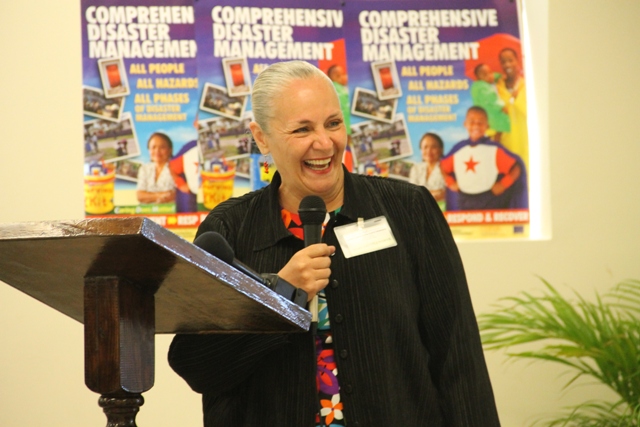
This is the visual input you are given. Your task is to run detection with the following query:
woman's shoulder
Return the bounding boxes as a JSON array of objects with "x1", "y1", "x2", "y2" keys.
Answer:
[
  {"x1": 206, "y1": 186, "x2": 269, "y2": 222},
  {"x1": 138, "y1": 162, "x2": 154, "y2": 173},
  {"x1": 351, "y1": 172, "x2": 428, "y2": 204},
  {"x1": 348, "y1": 173, "x2": 446, "y2": 235},
  {"x1": 195, "y1": 185, "x2": 275, "y2": 251},
  {"x1": 410, "y1": 161, "x2": 427, "y2": 171}
]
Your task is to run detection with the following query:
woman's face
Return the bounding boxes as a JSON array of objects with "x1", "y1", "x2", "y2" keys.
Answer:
[
  {"x1": 252, "y1": 76, "x2": 347, "y2": 208},
  {"x1": 421, "y1": 136, "x2": 442, "y2": 163},
  {"x1": 499, "y1": 50, "x2": 520, "y2": 78},
  {"x1": 148, "y1": 135, "x2": 171, "y2": 164}
]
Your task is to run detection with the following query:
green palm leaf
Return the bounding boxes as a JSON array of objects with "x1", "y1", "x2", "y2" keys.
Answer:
[{"x1": 478, "y1": 279, "x2": 640, "y2": 426}]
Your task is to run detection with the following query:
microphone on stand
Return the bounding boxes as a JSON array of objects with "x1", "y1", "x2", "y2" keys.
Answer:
[
  {"x1": 194, "y1": 231, "x2": 264, "y2": 283},
  {"x1": 193, "y1": 231, "x2": 307, "y2": 307},
  {"x1": 298, "y1": 195, "x2": 328, "y2": 333}
]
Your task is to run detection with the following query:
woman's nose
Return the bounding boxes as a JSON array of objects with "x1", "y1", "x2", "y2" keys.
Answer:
[{"x1": 313, "y1": 130, "x2": 333, "y2": 150}]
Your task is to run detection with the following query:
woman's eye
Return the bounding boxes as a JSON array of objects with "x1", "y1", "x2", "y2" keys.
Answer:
[
  {"x1": 293, "y1": 127, "x2": 308, "y2": 133},
  {"x1": 328, "y1": 120, "x2": 342, "y2": 128}
]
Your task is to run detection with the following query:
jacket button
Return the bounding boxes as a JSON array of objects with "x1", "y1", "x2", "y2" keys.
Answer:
[
  {"x1": 339, "y1": 349, "x2": 348, "y2": 359},
  {"x1": 343, "y1": 384, "x2": 353, "y2": 394},
  {"x1": 331, "y1": 279, "x2": 339, "y2": 289},
  {"x1": 334, "y1": 314, "x2": 344, "y2": 323}
]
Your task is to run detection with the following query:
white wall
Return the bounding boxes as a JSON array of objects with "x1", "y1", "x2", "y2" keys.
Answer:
[{"x1": 1, "y1": 1, "x2": 639, "y2": 426}]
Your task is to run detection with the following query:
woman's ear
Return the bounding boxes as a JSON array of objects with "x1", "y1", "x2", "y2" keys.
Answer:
[{"x1": 249, "y1": 122, "x2": 269, "y2": 155}]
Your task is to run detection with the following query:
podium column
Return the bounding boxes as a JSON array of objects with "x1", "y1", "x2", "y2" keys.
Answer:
[{"x1": 84, "y1": 276, "x2": 155, "y2": 427}]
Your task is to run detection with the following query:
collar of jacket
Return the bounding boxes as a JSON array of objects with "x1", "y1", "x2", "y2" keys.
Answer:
[{"x1": 252, "y1": 166, "x2": 379, "y2": 252}]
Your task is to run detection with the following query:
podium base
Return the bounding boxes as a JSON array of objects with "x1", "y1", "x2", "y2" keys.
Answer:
[{"x1": 98, "y1": 393, "x2": 144, "y2": 427}]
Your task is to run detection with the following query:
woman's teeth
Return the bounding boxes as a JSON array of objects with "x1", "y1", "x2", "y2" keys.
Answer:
[{"x1": 304, "y1": 158, "x2": 331, "y2": 170}]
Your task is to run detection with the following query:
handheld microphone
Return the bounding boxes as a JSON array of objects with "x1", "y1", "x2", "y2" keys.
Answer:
[
  {"x1": 193, "y1": 231, "x2": 307, "y2": 307},
  {"x1": 298, "y1": 195, "x2": 327, "y2": 332},
  {"x1": 299, "y1": 195, "x2": 326, "y2": 247}
]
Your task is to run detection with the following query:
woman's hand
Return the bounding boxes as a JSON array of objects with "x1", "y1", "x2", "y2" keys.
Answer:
[
  {"x1": 278, "y1": 244, "x2": 335, "y2": 301},
  {"x1": 447, "y1": 181, "x2": 460, "y2": 192},
  {"x1": 176, "y1": 182, "x2": 190, "y2": 193},
  {"x1": 430, "y1": 188, "x2": 446, "y2": 202},
  {"x1": 156, "y1": 190, "x2": 176, "y2": 203},
  {"x1": 137, "y1": 189, "x2": 175, "y2": 204}
]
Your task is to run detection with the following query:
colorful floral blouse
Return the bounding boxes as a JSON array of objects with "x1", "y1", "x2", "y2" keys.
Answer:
[{"x1": 281, "y1": 208, "x2": 346, "y2": 427}]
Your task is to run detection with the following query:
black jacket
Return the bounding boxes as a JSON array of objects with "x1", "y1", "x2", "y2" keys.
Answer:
[{"x1": 168, "y1": 170, "x2": 500, "y2": 427}]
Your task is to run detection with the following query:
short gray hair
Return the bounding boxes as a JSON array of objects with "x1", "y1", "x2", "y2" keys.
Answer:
[{"x1": 251, "y1": 61, "x2": 334, "y2": 133}]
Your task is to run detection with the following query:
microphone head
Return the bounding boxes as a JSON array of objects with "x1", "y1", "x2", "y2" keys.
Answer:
[
  {"x1": 193, "y1": 231, "x2": 234, "y2": 264},
  {"x1": 298, "y1": 195, "x2": 327, "y2": 225}
]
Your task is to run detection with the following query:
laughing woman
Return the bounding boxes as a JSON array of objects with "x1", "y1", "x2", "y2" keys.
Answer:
[{"x1": 168, "y1": 61, "x2": 500, "y2": 427}]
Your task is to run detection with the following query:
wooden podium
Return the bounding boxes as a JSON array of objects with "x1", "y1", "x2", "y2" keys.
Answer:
[{"x1": 0, "y1": 217, "x2": 311, "y2": 427}]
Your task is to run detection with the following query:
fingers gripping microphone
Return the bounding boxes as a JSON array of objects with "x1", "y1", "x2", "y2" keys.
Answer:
[
  {"x1": 298, "y1": 196, "x2": 327, "y2": 332},
  {"x1": 193, "y1": 231, "x2": 307, "y2": 307}
]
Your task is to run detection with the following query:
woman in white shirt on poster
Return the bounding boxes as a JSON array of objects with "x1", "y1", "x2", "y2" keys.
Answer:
[
  {"x1": 136, "y1": 132, "x2": 176, "y2": 204},
  {"x1": 409, "y1": 132, "x2": 446, "y2": 206}
]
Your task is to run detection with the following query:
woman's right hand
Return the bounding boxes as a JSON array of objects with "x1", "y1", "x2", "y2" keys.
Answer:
[
  {"x1": 447, "y1": 181, "x2": 460, "y2": 192},
  {"x1": 278, "y1": 244, "x2": 335, "y2": 301},
  {"x1": 157, "y1": 190, "x2": 176, "y2": 203}
]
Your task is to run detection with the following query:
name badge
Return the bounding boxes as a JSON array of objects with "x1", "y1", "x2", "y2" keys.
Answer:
[{"x1": 334, "y1": 216, "x2": 397, "y2": 259}]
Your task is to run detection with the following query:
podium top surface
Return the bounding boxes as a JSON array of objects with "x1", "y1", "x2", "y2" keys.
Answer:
[{"x1": 0, "y1": 217, "x2": 310, "y2": 334}]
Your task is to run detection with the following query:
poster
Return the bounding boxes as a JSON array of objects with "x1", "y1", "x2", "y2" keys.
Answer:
[
  {"x1": 343, "y1": 0, "x2": 529, "y2": 239},
  {"x1": 82, "y1": 0, "x2": 530, "y2": 241},
  {"x1": 81, "y1": 0, "x2": 202, "y2": 240}
]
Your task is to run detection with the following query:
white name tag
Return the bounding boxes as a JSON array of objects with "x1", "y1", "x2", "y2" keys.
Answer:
[{"x1": 334, "y1": 216, "x2": 397, "y2": 259}]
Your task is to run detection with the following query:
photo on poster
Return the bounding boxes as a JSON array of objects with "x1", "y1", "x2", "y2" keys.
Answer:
[
  {"x1": 386, "y1": 159, "x2": 414, "y2": 181},
  {"x1": 351, "y1": 113, "x2": 412, "y2": 166},
  {"x1": 83, "y1": 86, "x2": 125, "y2": 122},
  {"x1": 222, "y1": 57, "x2": 252, "y2": 97},
  {"x1": 196, "y1": 112, "x2": 253, "y2": 161},
  {"x1": 113, "y1": 158, "x2": 142, "y2": 182},
  {"x1": 351, "y1": 87, "x2": 397, "y2": 123},
  {"x1": 249, "y1": 142, "x2": 276, "y2": 190},
  {"x1": 200, "y1": 83, "x2": 247, "y2": 121},
  {"x1": 97, "y1": 57, "x2": 130, "y2": 98},
  {"x1": 83, "y1": 113, "x2": 140, "y2": 163},
  {"x1": 235, "y1": 156, "x2": 251, "y2": 179},
  {"x1": 371, "y1": 60, "x2": 402, "y2": 100},
  {"x1": 356, "y1": 159, "x2": 390, "y2": 177}
]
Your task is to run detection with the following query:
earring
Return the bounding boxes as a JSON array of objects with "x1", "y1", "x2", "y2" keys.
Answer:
[{"x1": 264, "y1": 160, "x2": 269, "y2": 174}]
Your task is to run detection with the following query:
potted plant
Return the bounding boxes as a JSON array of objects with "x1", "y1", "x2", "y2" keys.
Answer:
[{"x1": 478, "y1": 278, "x2": 640, "y2": 426}]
